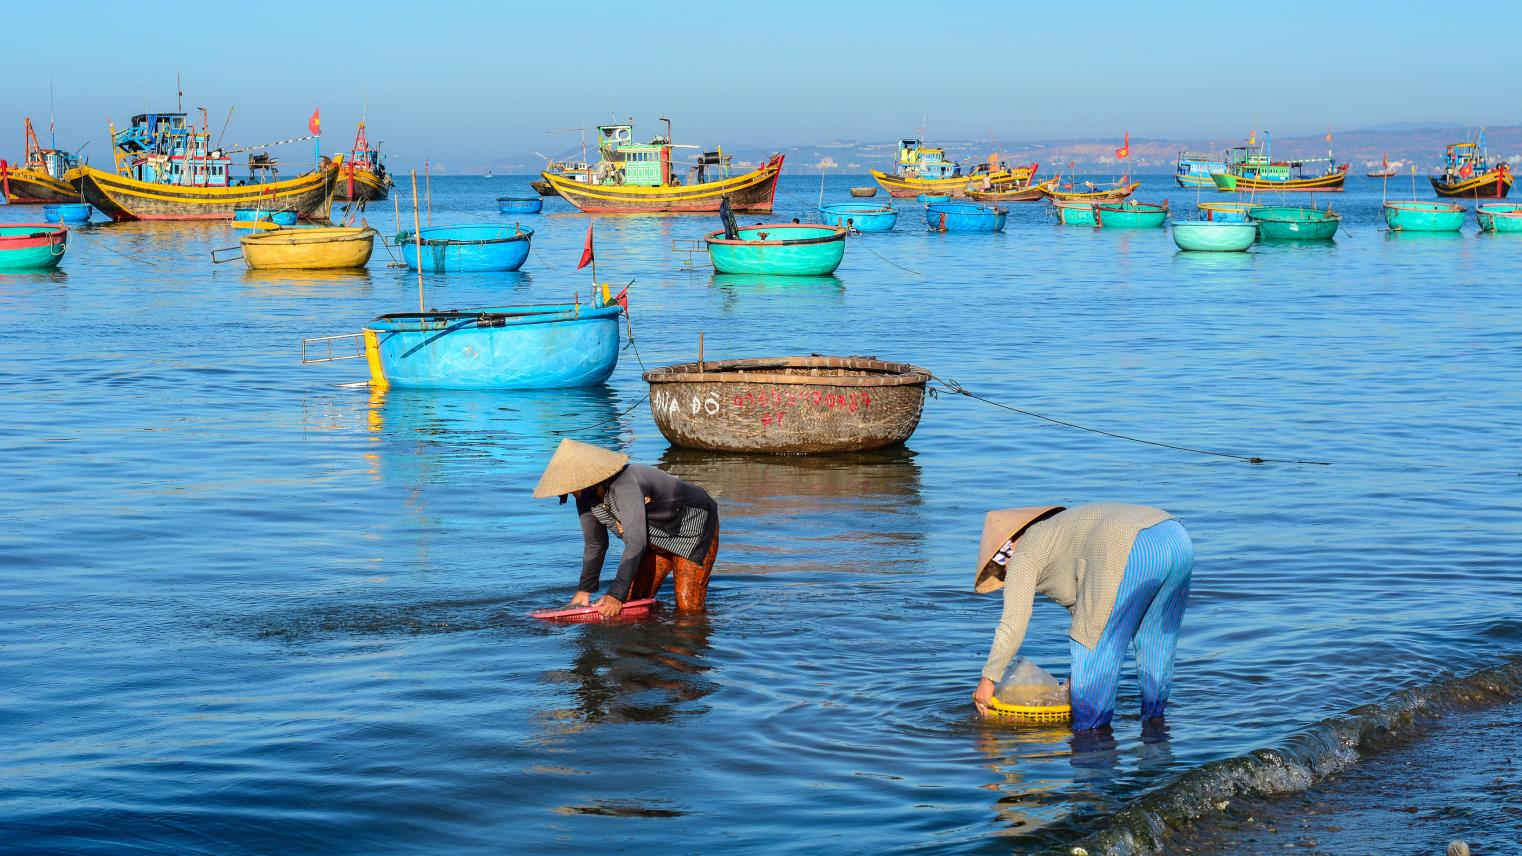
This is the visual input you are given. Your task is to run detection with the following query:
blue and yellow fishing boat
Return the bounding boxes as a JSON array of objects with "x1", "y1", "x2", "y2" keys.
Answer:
[
  {"x1": 925, "y1": 202, "x2": 1006, "y2": 232},
  {"x1": 1175, "y1": 149, "x2": 1226, "y2": 188},
  {"x1": 72, "y1": 110, "x2": 337, "y2": 221},
  {"x1": 1210, "y1": 133, "x2": 1347, "y2": 192},
  {"x1": 539, "y1": 120, "x2": 783, "y2": 213},
  {"x1": 1431, "y1": 133, "x2": 1512, "y2": 198},
  {"x1": 818, "y1": 202, "x2": 897, "y2": 232},
  {"x1": 705, "y1": 224, "x2": 847, "y2": 275},
  {"x1": 396, "y1": 224, "x2": 534, "y2": 272},
  {"x1": 871, "y1": 139, "x2": 1032, "y2": 199},
  {"x1": 1197, "y1": 201, "x2": 1264, "y2": 222},
  {"x1": 2, "y1": 118, "x2": 81, "y2": 203},
  {"x1": 0, "y1": 223, "x2": 67, "y2": 270},
  {"x1": 1383, "y1": 200, "x2": 1465, "y2": 232},
  {"x1": 1476, "y1": 203, "x2": 1522, "y2": 233},
  {"x1": 359, "y1": 304, "x2": 623, "y2": 390}
]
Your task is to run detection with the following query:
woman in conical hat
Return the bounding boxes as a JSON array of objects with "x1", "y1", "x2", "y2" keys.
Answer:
[
  {"x1": 972, "y1": 504, "x2": 1193, "y2": 731},
  {"x1": 534, "y1": 439, "x2": 720, "y2": 618}
]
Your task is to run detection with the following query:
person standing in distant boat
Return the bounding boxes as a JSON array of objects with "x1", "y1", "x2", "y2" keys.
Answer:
[
  {"x1": 534, "y1": 439, "x2": 720, "y2": 618},
  {"x1": 971, "y1": 504, "x2": 1193, "y2": 731}
]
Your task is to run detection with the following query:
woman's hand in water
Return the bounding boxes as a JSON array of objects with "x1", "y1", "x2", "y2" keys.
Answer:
[
  {"x1": 973, "y1": 678, "x2": 996, "y2": 717},
  {"x1": 596, "y1": 594, "x2": 624, "y2": 619},
  {"x1": 569, "y1": 591, "x2": 592, "y2": 608}
]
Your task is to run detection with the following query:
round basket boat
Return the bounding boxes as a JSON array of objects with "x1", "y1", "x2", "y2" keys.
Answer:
[
  {"x1": 849, "y1": 186, "x2": 877, "y2": 198},
  {"x1": 643, "y1": 356, "x2": 932, "y2": 454}
]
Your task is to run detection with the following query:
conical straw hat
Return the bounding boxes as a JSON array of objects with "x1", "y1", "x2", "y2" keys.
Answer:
[
  {"x1": 974, "y1": 506, "x2": 1065, "y2": 593},
  {"x1": 533, "y1": 439, "x2": 630, "y2": 498}
]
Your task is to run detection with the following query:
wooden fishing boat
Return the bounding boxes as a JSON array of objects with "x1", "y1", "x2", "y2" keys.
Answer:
[
  {"x1": 643, "y1": 356, "x2": 931, "y2": 454},
  {"x1": 1197, "y1": 201, "x2": 1264, "y2": 222},
  {"x1": 530, "y1": 179, "x2": 559, "y2": 197},
  {"x1": 926, "y1": 202, "x2": 1006, "y2": 232},
  {"x1": 240, "y1": 226, "x2": 377, "y2": 270},
  {"x1": 1175, "y1": 150, "x2": 1227, "y2": 188},
  {"x1": 1431, "y1": 138, "x2": 1511, "y2": 198},
  {"x1": 849, "y1": 186, "x2": 877, "y2": 197},
  {"x1": 1171, "y1": 220, "x2": 1257, "y2": 252},
  {"x1": 396, "y1": 224, "x2": 533, "y2": 272},
  {"x1": 1210, "y1": 136, "x2": 1347, "y2": 192},
  {"x1": 818, "y1": 202, "x2": 897, "y2": 232},
  {"x1": 331, "y1": 122, "x2": 391, "y2": 202},
  {"x1": 705, "y1": 224, "x2": 846, "y2": 275},
  {"x1": 359, "y1": 304, "x2": 623, "y2": 390},
  {"x1": 871, "y1": 138, "x2": 1032, "y2": 198},
  {"x1": 497, "y1": 196, "x2": 543, "y2": 214},
  {"x1": 967, "y1": 178, "x2": 1057, "y2": 202},
  {"x1": 1249, "y1": 205, "x2": 1340, "y2": 241},
  {"x1": 538, "y1": 120, "x2": 783, "y2": 213},
  {"x1": 1383, "y1": 200, "x2": 1465, "y2": 232},
  {"x1": 1094, "y1": 200, "x2": 1168, "y2": 228},
  {"x1": 1052, "y1": 199, "x2": 1099, "y2": 226},
  {"x1": 1367, "y1": 153, "x2": 1398, "y2": 178},
  {"x1": 1041, "y1": 180, "x2": 1139, "y2": 202},
  {"x1": 42, "y1": 203, "x2": 92, "y2": 225},
  {"x1": 0, "y1": 223, "x2": 67, "y2": 270},
  {"x1": 1476, "y1": 203, "x2": 1522, "y2": 233},
  {"x1": 1, "y1": 119, "x2": 81, "y2": 203},
  {"x1": 73, "y1": 110, "x2": 339, "y2": 221}
]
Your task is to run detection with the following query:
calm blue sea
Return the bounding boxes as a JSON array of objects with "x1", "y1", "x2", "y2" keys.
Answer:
[{"x1": 2, "y1": 174, "x2": 1519, "y2": 853}]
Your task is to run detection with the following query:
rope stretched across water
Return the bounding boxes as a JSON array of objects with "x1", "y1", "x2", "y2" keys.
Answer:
[{"x1": 931, "y1": 374, "x2": 1332, "y2": 466}]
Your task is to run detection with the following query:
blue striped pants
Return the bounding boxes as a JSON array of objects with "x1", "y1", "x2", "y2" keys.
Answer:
[{"x1": 1068, "y1": 519, "x2": 1193, "y2": 731}]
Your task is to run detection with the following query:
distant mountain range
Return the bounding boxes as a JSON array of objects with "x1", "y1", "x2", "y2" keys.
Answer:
[{"x1": 468, "y1": 123, "x2": 1522, "y2": 176}]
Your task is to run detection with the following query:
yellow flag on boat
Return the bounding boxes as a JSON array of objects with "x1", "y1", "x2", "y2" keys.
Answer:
[
  {"x1": 600, "y1": 281, "x2": 612, "y2": 307},
  {"x1": 1248, "y1": 130, "x2": 1256, "y2": 145}
]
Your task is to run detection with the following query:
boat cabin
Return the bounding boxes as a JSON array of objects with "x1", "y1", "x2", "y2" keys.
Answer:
[
  {"x1": 1176, "y1": 150, "x2": 1226, "y2": 180},
  {"x1": 20, "y1": 118, "x2": 80, "y2": 179},
  {"x1": 346, "y1": 121, "x2": 387, "y2": 179},
  {"x1": 895, "y1": 138, "x2": 960, "y2": 180},
  {"x1": 1223, "y1": 144, "x2": 1335, "y2": 182},
  {"x1": 590, "y1": 121, "x2": 721, "y2": 187},
  {"x1": 1439, "y1": 142, "x2": 1491, "y2": 182},
  {"x1": 112, "y1": 112, "x2": 232, "y2": 187}
]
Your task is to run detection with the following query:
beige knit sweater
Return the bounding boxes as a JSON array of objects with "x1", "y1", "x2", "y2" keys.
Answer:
[{"x1": 981, "y1": 503, "x2": 1173, "y2": 682}]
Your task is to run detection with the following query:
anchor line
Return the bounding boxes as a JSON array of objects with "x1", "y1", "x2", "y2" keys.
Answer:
[
  {"x1": 67, "y1": 229, "x2": 160, "y2": 266},
  {"x1": 929, "y1": 375, "x2": 1332, "y2": 466},
  {"x1": 852, "y1": 233, "x2": 921, "y2": 275},
  {"x1": 552, "y1": 393, "x2": 649, "y2": 435}
]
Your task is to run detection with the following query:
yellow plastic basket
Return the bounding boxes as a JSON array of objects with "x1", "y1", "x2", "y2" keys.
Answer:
[{"x1": 986, "y1": 698, "x2": 1072, "y2": 724}]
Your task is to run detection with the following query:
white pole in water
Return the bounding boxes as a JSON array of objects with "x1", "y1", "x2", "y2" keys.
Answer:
[{"x1": 411, "y1": 169, "x2": 424, "y2": 312}]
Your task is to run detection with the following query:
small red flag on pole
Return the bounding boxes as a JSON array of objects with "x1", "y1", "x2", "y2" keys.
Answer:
[
  {"x1": 1114, "y1": 131, "x2": 1129, "y2": 160},
  {"x1": 307, "y1": 108, "x2": 321, "y2": 135},
  {"x1": 576, "y1": 224, "x2": 595, "y2": 270}
]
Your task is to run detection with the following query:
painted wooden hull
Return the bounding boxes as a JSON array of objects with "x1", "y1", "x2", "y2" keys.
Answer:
[
  {"x1": 1171, "y1": 221, "x2": 1256, "y2": 252},
  {"x1": 3, "y1": 167, "x2": 77, "y2": 203},
  {"x1": 364, "y1": 304, "x2": 621, "y2": 390},
  {"x1": 0, "y1": 223, "x2": 67, "y2": 270},
  {"x1": 870, "y1": 165, "x2": 1032, "y2": 199},
  {"x1": 1211, "y1": 168, "x2": 1348, "y2": 192},
  {"x1": 1041, "y1": 181, "x2": 1140, "y2": 202},
  {"x1": 1095, "y1": 201, "x2": 1169, "y2": 229},
  {"x1": 1249, "y1": 206, "x2": 1340, "y2": 241},
  {"x1": 1476, "y1": 203, "x2": 1522, "y2": 233},
  {"x1": 241, "y1": 227, "x2": 377, "y2": 270},
  {"x1": 1383, "y1": 200, "x2": 1465, "y2": 232},
  {"x1": 1053, "y1": 200, "x2": 1098, "y2": 226},
  {"x1": 1175, "y1": 173, "x2": 1217, "y2": 188},
  {"x1": 397, "y1": 223, "x2": 533, "y2": 272},
  {"x1": 1430, "y1": 169, "x2": 1512, "y2": 199},
  {"x1": 818, "y1": 203, "x2": 897, "y2": 232},
  {"x1": 644, "y1": 356, "x2": 931, "y2": 453},
  {"x1": 72, "y1": 164, "x2": 338, "y2": 221},
  {"x1": 705, "y1": 224, "x2": 846, "y2": 275},
  {"x1": 332, "y1": 164, "x2": 389, "y2": 202},
  {"x1": 497, "y1": 197, "x2": 543, "y2": 214},
  {"x1": 966, "y1": 178, "x2": 1057, "y2": 202},
  {"x1": 530, "y1": 179, "x2": 560, "y2": 197},
  {"x1": 925, "y1": 202, "x2": 1006, "y2": 232},
  {"x1": 43, "y1": 203, "x2": 92, "y2": 224},
  {"x1": 542, "y1": 154, "x2": 783, "y2": 213}
]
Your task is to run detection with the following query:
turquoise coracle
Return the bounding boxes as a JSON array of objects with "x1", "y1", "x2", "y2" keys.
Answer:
[
  {"x1": 705, "y1": 224, "x2": 847, "y2": 275},
  {"x1": 925, "y1": 202, "x2": 1006, "y2": 232},
  {"x1": 818, "y1": 202, "x2": 898, "y2": 232}
]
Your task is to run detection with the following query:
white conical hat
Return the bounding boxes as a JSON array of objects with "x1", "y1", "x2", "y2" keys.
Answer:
[{"x1": 532, "y1": 439, "x2": 629, "y2": 498}]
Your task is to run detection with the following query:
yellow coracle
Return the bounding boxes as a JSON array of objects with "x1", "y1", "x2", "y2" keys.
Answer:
[{"x1": 986, "y1": 698, "x2": 1072, "y2": 724}]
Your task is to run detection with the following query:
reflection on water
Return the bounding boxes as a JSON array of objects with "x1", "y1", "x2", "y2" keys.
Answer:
[
  {"x1": 709, "y1": 272, "x2": 845, "y2": 313},
  {"x1": 241, "y1": 266, "x2": 375, "y2": 292},
  {"x1": 539, "y1": 612, "x2": 716, "y2": 731}
]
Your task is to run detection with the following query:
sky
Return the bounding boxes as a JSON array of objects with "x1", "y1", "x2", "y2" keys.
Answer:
[{"x1": 3, "y1": 0, "x2": 1520, "y2": 171}]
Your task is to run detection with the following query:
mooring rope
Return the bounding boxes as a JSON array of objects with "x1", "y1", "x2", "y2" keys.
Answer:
[
  {"x1": 551, "y1": 393, "x2": 649, "y2": 435},
  {"x1": 930, "y1": 374, "x2": 1332, "y2": 466},
  {"x1": 852, "y1": 233, "x2": 921, "y2": 275},
  {"x1": 68, "y1": 229, "x2": 160, "y2": 266}
]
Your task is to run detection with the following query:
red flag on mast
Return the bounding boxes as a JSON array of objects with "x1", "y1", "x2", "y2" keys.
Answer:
[
  {"x1": 576, "y1": 224, "x2": 595, "y2": 269},
  {"x1": 307, "y1": 108, "x2": 321, "y2": 135},
  {"x1": 1114, "y1": 131, "x2": 1130, "y2": 160}
]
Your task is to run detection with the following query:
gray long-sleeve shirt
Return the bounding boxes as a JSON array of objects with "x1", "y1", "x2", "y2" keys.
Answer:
[
  {"x1": 575, "y1": 464, "x2": 718, "y2": 601},
  {"x1": 981, "y1": 503, "x2": 1173, "y2": 682}
]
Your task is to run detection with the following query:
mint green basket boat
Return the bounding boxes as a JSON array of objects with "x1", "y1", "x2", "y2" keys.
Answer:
[{"x1": 1383, "y1": 200, "x2": 1465, "y2": 232}]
